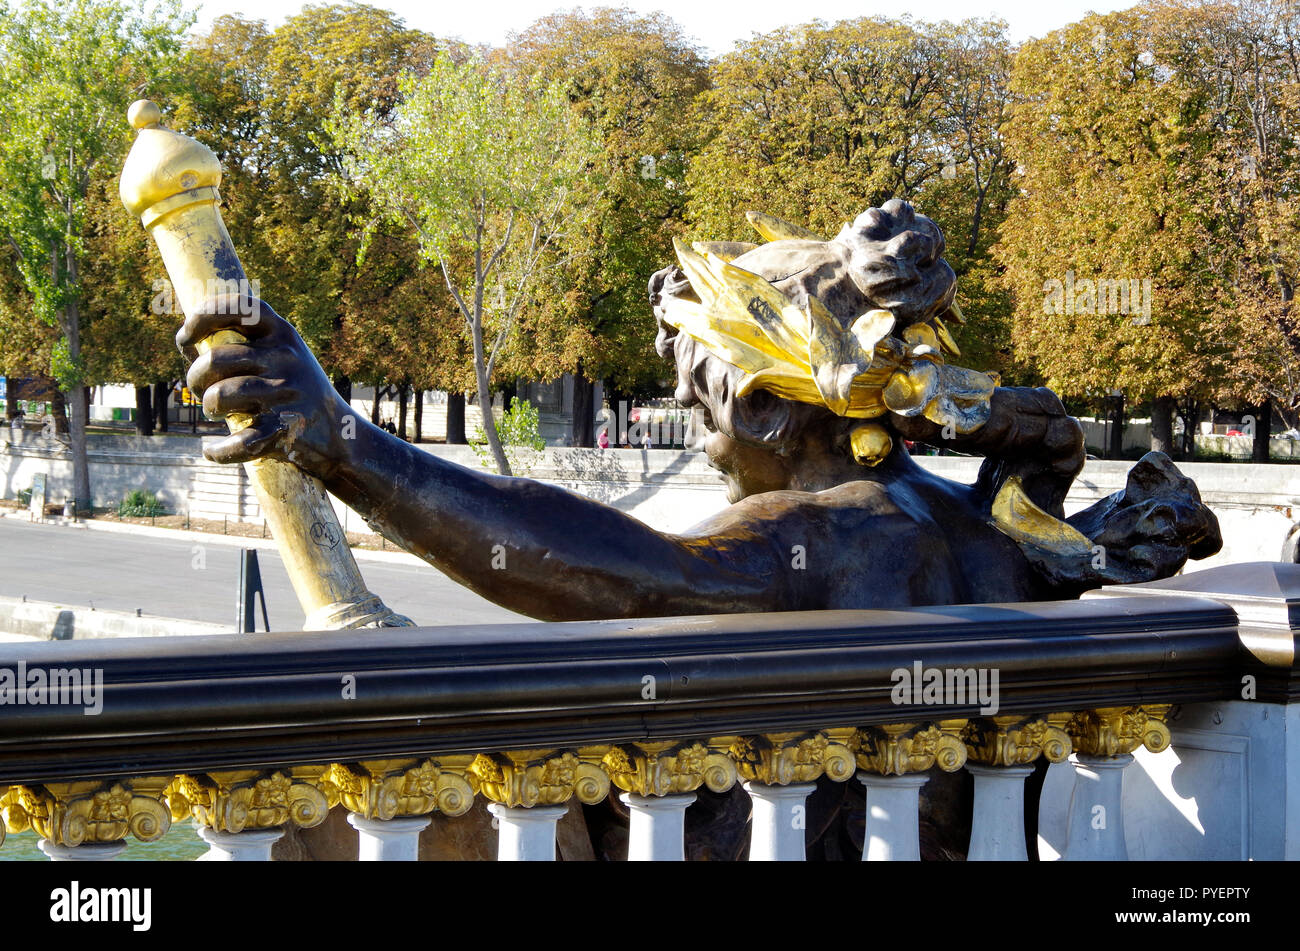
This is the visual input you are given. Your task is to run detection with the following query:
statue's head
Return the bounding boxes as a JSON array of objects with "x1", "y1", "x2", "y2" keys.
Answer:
[{"x1": 649, "y1": 199, "x2": 975, "y2": 500}]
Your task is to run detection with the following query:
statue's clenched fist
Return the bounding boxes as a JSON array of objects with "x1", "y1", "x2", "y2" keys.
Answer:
[{"x1": 177, "y1": 297, "x2": 354, "y2": 479}]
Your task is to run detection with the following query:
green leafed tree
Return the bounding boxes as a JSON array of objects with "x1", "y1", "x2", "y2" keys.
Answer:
[
  {"x1": 502, "y1": 9, "x2": 710, "y2": 442},
  {"x1": 0, "y1": 0, "x2": 189, "y2": 509},
  {"x1": 329, "y1": 51, "x2": 600, "y2": 474}
]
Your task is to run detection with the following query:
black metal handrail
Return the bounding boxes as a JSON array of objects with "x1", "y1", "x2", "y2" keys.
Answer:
[{"x1": 0, "y1": 594, "x2": 1243, "y2": 786}]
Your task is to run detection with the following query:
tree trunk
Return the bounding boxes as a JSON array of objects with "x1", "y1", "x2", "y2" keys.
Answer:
[
  {"x1": 446, "y1": 392, "x2": 466, "y2": 444},
  {"x1": 1180, "y1": 398, "x2": 1198, "y2": 459},
  {"x1": 397, "y1": 384, "x2": 409, "y2": 441},
  {"x1": 500, "y1": 378, "x2": 518, "y2": 412},
  {"x1": 1107, "y1": 394, "x2": 1125, "y2": 460},
  {"x1": 4, "y1": 379, "x2": 18, "y2": 421},
  {"x1": 1253, "y1": 401, "x2": 1273, "y2": 463},
  {"x1": 605, "y1": 385, "x2": 629, "y2": 445},
  {"x1": 332, "y1": 373, "x2": 352, "y2": 404},
  {"x1": 369, "y1": 384, "x2": 383, "y2": 426},
  {"x1": 413, "y1": 389, "x2": 423, "y2": 443},
  {"x1": 1150, "y1": 396, "x2": 1175, "y2": 455},
  {"x1": 471, "y1": 320, "x2": 511, "y2": 474},
  {"x1": 50, "y1": 388, "x2": 68, "y2": 435},
  {"x1": 153, "y1": 381, "x2": 170, "y2": 433},
  {"x1": 68, "y1": 384, "x2": 91, "y2": 513},
  {"x1": 571, "y1": 366, "x2": 595, "y2": 448},
  {"x1": 134, "y1": 385, "x2": 154, "y2": 437}
]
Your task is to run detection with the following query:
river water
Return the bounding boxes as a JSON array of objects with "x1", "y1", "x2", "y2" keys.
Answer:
[{"x1": 0, "y1": 823, "x2": 207, "y2": 861}]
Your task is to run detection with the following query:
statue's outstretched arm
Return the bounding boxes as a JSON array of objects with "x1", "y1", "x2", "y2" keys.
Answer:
[{"x1": 179, "y1": 300, "x2": 797, "y2": 621}]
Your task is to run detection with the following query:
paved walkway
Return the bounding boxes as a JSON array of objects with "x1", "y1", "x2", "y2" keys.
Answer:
[{"x1": 0, "y1": 517, "x2": 533, "y2": 632}]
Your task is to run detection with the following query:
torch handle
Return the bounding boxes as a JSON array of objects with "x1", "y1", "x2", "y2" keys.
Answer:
[{"x1": 149, "y1": 199, "x2": 410, "y2": 630}]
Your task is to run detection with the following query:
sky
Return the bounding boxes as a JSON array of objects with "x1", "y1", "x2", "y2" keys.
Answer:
[{"x1": 187, "y1": 0, "x2": 1136, "y2": 54}]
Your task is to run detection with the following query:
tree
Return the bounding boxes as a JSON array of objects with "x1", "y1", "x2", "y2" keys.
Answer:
[
  {"x1": 1155, "y1": 0, "x2": 1300, "y2": 444},
  {"x1": 502, "y1": 9, "x2": 710, "y2": 443},
  {"x1": 995, "y1": 7, "x2": 1228, "y2": 452},
  {"x1": 180, "y1": 7, "x2": 441, "y2": 394},
  {"x1": 330, "y1": 52, "x2": 599, "y2": 474},
  {"x1": 0, "y1": 0, "x2": 188, "y2": 510}
]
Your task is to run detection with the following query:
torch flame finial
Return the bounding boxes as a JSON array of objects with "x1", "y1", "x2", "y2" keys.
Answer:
[{"x1": 119, "y1": 99, "x2": 222, "y2": 225}]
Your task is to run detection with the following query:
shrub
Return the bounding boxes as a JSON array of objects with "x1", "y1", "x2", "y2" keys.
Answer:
[
  {"x1": 118, "y1": 489, "x2": 166, "y2": 517},
  {"x1": 471, "y1": 397, "x2": 546, "y2": 474}
]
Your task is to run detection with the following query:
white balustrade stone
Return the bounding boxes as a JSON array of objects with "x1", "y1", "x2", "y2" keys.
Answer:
[
  {"x1": 745, "y1": 781, "x2": 816, "y2": 861},
  {"x1": 348, "y1": 813, "x2": 431, "y2": 861},
  {"x1": 858, "y1": 772, "x2": 928, "y2": 861},
  {"x1": 1064, "y1": 753, "x2": 1132, "y2": 860},
  {"x1": 196, "y1": 826, "x2": 284, "y2": 861},
  {"x1": 488, "y1": 803, "x2": 567, "y2": 861},
  {"x1": 621, "y1": 792, "x2": 696, "y2": 861},
  {"x1": 38, "y1": 840, "x2": 127, "y2": 861},
  {"x1": 966, "y1": 764, "x2": 1034, "y2": 861}
]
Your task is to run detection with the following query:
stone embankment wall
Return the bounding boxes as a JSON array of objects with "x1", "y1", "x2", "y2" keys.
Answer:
[{"x1": 1, "y1": 428, "x2": 1293, "y2": 570}]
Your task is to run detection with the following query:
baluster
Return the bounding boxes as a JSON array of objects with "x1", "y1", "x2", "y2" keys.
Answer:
[
  {"x1": 197, "y1": 827, "x2": 284, "y2": 861},
  {"x1": 622, "y1": 792, "x2": 695, "y2": 861},
  {"x1": 858, "y1": 773, "x2": 928, "y2": 861},
  {"x1": 852, "y1": 722, "x2": 967, "y2": 861},
  {"x1": 348, "y1": 814, "x2": 430, "y2": 861},
  {"x1": 167, "y1": 770, "x2": 328, "y2": 863},
  {"x1": 966, "y1": 764, "x2": 1034, "y2": 860},
  {"x1": 1060, "y1": 706, "x2": 1172, "y2": 861},
  {"x1": 1, "y1": 782, "x2": 169, "y2": 862},
  {"x1": 39, "y1": 841, "x2": 127, "y2": 861},
  {"x1": 745, "y1": 782, "x2": 815, "y2": 861},
  {"x1": 962, "y1": 716, "x2": 1072, "y2": 861},
  {"x1": 489, "y1": 804, "x2": 567, "y2": 861},
  {"x1": 1063, "y1": 753, "x2": 1131, "y2": 860}
]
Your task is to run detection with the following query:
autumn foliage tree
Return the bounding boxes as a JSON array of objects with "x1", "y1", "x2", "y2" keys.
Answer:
[{"x1": 995, "y1": 6, "x2": 1233, "y2": 454}]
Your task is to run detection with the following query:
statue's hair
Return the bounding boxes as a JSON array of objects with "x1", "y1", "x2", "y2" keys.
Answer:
[
  {"x1": 832, "y1": 198, "x2": 956, "y2": 326},
  {"x1": 650, "y1": 198, "x2": 957, "y2": 451}
]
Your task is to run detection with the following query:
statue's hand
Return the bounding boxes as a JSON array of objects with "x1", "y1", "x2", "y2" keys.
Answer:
[{"x1": 177, "y1": 297, "x2": 353, "y2": 478}]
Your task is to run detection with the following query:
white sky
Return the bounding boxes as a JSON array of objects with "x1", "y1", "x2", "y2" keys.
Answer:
[{"x1": 185, "y1": 0, "x2": 1136, "y2": 54}]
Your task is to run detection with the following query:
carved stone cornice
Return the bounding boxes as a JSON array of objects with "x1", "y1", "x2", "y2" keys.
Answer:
[
  {"x1": 165, "y1": 770, "x2": 328, "y2": 832},
  {"x1": 602, "y1": 741, "x2": 738, "y2": 797},
  {"x1": 728, "y1": 731, "x2": 856, "y2": 786},
  {"x1": 1065, "y1": 705, "x2": 1173, "y2": 757},
  {"x1": 315, "y1": 759, "x2": 476, "y2": 820},
  {"x1": 0, "y1": 779, "x2": 170, "y2": 847},
  {"x1": 467, "y1": 749, "x2": 611, "y2": 808},
  {"x1": 850, "y1": 720, "x2": 969, "y2": 776},
  {"x1": 963, "y1": 714, "x2": 1072, "y2": 767}
]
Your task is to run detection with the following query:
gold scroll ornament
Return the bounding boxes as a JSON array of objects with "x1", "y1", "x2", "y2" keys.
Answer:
[{"x1": 119, "y1": 100, "x2": 410, "y2": 629}]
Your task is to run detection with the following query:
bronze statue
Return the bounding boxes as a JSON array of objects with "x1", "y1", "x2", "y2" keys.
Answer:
[
  {"x1": 123, "y1": 101, "x2": 1220, "y2": 859},
  {"x1": 178, "y1": 200, "x2": 1220, "y2": 620}
]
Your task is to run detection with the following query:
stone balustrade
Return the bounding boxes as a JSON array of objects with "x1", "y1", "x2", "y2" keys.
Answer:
[{"x1": 0, "y1": 562, "x2": 1295, "y2": 862}]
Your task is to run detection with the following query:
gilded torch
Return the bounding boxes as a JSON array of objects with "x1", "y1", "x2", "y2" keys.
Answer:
[{"x1": 119, "y1": 100, "x2": 411, "y2": 630}]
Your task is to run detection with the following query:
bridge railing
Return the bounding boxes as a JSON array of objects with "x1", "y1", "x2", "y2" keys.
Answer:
[{"x1": 0, "y1": 562, "x2": 1292, "y2": 861}]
